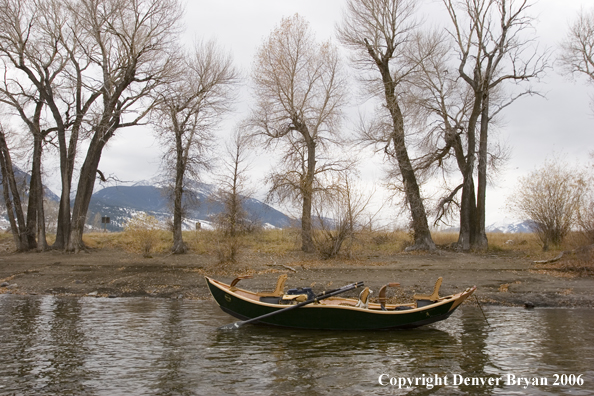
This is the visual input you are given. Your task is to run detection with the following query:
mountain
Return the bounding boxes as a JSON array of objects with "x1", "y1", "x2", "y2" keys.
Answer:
[
  {"x1": 485, "y1": 219, "x2": 536, "y2": 234},
  {"x1": 0, "y1": 166, "x2": 60, "y2": 230},
  {"x1": 439, "y1": 219, "x2": 536, "y2": 234},
  {"x1": 87, "y1": 183, "x2": 292, "y2": 231},
  {"x1": 0, "y1": 165, "x2": 60, "y2": 202},
  {"x1": 1, "y1": 168, "x2": 292, "y2": 231}
]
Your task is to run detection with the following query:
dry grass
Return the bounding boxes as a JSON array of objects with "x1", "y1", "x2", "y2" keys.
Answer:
[
  {"x1": 532, "y1": 246, "x2": 594, "y2": 277},
  {"x1": 350, "y1": 230, "x2": 413, "y2": 254},
  {"x1": 242, "y1": 228, "x2": 301, "y2": 255},
  {"x1": 1, "y1": 228, "x2": 592, "y2": 277},
  {"x1": 83, "y1": 230, "x2": 173, "y2": 254},
  {"x1": 0, "y1": 228, "x2": 556, "y2": 256}
]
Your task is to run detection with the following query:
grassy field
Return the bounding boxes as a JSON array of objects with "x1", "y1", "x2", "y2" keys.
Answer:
[
  {"x1": 1, "y1": 227, "x2": 592, "y2": 281},
  {"x1": 0, "y1": 228, "x2": 594, "y2": 275},
  {"x1": 1, "y1": 226, "x2": 587, "y2": 258}
]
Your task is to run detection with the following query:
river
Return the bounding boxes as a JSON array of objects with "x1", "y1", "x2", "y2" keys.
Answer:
[{"x1": 0, "y1": 295, "x2": 592, "y2": 395}]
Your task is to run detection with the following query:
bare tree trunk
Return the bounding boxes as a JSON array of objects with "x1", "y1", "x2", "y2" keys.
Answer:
[
  {"x1": 68, "y1": 134, "x2": 107, "y2": 252},
  {"x1": 171, "y1": 133, "x2": 187, "y2": 254},
  {"x1": 380, "y1": 65, "x2": 435, "y2": 251},
  {"x1": 229, "y1": 188, "x2": 238, "y2": 238},
  {"x1": 475, "y1": 92, "x2": 490, "y2": 250},
  {"x1": 0, "y1": 131, "x2": 29, "y2": 251},
  {"x1": 0, "y1": 167, "x2": 21, "y2": 250},
  {"x1": 457, "y1": 91, "x2": 481, "y2": 251},
  {"x1": 26, "y1": 134, "x2": 49, "y2": 250},
  {"x1": 36, "y1": 194, "x2": 47, "y2": 250},
  {"x1": 53, "y1": 126, "x2": 75, "y2": 250},
  {"x1": 458, "y1": 177, "x2": 477, "y2": 251},
  {"x1": 51, "y1": 87, "x2": 90, "y2": 250},
  {"x1": 171, "y1": 187, "x2": 186, "y2": 253},
  {"x1": 301, "y1": 139, "x2": 316, "y2": 253},
  {"x1": 227, "y1": 156, "x2": 240, "y2": 238},
  {"x1": 53, "y1": 177, "x2": 71, "y2": 249},
  {"x1": 30, "y1": 134, "x2": 49, "y2": 249},
  {"x1": 457, "y1": 89, "x2": 487, "y2": 252},
  {"x1": 390, "y1": 105, "x2": 435, "y2": 250}
]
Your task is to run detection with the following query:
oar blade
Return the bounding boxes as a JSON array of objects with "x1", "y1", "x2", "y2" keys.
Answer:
[{"x1": 218, "y1": 321, "x2": 244, "y2": 330}]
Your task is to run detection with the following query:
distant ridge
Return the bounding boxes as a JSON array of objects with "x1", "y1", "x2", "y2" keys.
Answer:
[
  {"x1": 0, "y1": 165, "x2": 60, "y2": 202},
  {"x1": 87, "y1": 182, "x2": 292, "y2": 231},
  {"x1": 1, "y1": 173, "x2": 293, "y2": 231},
  {"x1": 439, "y1": 219, "x2": 536, "y2": 234},
  {"x1": 485, "y1": 220, "x2": 536, "y2": 234}
]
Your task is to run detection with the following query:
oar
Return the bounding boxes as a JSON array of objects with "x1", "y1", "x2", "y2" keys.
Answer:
[{"x1": 218, "y1": 281, "x2": 364, "y2": 330}]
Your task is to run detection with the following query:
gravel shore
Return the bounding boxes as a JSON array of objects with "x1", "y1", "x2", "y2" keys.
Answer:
[{"x1": 1, "y1": 248, "x2": 593, "y2": 307}]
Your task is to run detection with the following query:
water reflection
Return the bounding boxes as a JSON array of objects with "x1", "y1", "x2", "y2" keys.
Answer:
[
  {"x1": 456, "y1": 308, "x2": 499, "y2": 395},
  {"x1": 1, "y1": 297, "x2": 42, "y2": 393},
  {"x1": 0, "y1": 295, "x2": 592, "y2": 395},
  {"x1": 45, "y1": 298, "x2": 90, "y2": 394}
]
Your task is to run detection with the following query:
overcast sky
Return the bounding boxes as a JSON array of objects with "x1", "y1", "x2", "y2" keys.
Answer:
[{"x1": 89, "y1": 0, "x2": 593, "y2": 227}]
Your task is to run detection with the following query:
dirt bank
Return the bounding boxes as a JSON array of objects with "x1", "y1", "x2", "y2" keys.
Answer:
[{"x1": 1, "y1": 248, "x2": 593, "y2": 308}]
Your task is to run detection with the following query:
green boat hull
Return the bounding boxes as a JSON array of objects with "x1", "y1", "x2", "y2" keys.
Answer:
[{"x1": 207, "y1": 277, "x2": 473, "y2": 330}]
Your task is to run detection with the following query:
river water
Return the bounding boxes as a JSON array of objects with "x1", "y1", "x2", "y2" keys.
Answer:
[{"x1": 0, "y1": 295, "x2": 592, "y2": 396}]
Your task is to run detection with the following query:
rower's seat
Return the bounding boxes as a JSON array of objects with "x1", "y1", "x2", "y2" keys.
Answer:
[
  {"x1": 229, "y1": 275, "x2": 253, "y2": 292},
  {"x1": 414, "y1": 277, "x2": 443, "y2": 301},
  {"x1": 256, "y1": 274, "x2": 288, "y2": 297},
  {"x1": 355, "y1": 287, "x2": 371, "y2": 309},
  {"x1": 378, "y1": 282, "x2": 400, "y2": 311}
]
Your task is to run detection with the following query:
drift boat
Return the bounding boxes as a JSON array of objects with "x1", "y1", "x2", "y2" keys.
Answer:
[{"x1": 207, "y1": 275, "x2": 476, "y2": 330}]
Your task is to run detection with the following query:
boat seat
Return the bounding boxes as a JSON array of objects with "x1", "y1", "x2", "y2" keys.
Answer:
[
  {"x1": 355, "y1": 287, "x2": 371, "y2": 309},
  {"x1": 229, "y1": 275, "x2": 253, "y2": 292},
  {"x1": 256, "y1": 274, "x2": 288, "y2": 297},
  {"x1": 281, "y1": 294, "x2": 307, "y2": 303},
  {"x1": 413, "y1": 277, "x2": 443, "y2": 301},
  {"x1": 378, "y1": 282, "x2": 400, "y2": 311}
]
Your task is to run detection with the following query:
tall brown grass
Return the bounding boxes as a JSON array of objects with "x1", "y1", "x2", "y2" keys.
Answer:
[{"x1": 2, "y1": 227, "x2": 590, "y2": 260}]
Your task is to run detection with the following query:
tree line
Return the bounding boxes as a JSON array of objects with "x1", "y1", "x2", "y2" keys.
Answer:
[{"x1": 0, "y1": 0, "x2": 592, "y2": 254}]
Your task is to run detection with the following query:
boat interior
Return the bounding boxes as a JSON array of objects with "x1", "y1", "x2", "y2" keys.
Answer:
[{"x1": 213, "y1": 274, "x2": 458, "y2": 311}]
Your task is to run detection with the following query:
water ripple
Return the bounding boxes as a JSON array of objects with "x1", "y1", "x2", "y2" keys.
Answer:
[{"x1": 0, "y1": 295, "x2": 592, "y2": 395}]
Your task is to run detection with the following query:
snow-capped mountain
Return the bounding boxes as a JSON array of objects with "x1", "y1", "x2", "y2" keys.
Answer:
[
  {"x1": 485, "y1": 219, "x2": 536, "y2": 233},
  {"x1": 87, "y1": 182, "x2": 292, "y2": 231},
  {"x1": 439, "y1": 218, "x2": 536, "y2": 234}
]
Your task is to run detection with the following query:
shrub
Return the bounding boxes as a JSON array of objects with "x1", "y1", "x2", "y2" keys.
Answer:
[
  {"x1": 216, "y1": 234, "x2": 242, "y2": 263},
  {"x1": 124, "y1": 214, "x2": 162, "y2": 257},
  {"x1": 508, "y1": 159, "x2": 587, "y2": 251},
  {"x1": 577, "y1": 192, "x2": 594, "y2": 244}
]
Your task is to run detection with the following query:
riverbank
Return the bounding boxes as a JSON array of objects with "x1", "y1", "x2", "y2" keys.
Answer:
[{"x1": 1, "y1": 246, "x2": 593, "y2": 307}]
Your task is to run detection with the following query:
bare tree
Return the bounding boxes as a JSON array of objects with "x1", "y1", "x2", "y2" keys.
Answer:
[
  {"x1": 559, "y1": 6, "x2": 594, "y2": 110},
  {"x1": 210, "y1": 129, "x2": 255, "y2": 262},
  {"x1": 508, "y1": 159, "x2": 587, "y2": 251},
  {"x1": 213, "y1": 128, "x2": 255, "y2": 238},
  {"x1": 154, "y1": 40, "x2": 238, "y2": 254},
  {"x1": 66, "y1": 0, "x2": 183, "y2": 251},
  {"x1": 392, "y1": 31, "x2": 472, "y2": 227},
  {"x1": 0, "y1": 0, "x2": 69, "y2": 250},
  {"x1": 337, "y1": 0, "x2": 436, "y2": 251},
  {"x1": 249, "y1": 14, "x2": 348, "y2": 253},
  {"x1": 0, "y1": 0, "x2": 102, "y2": 250},
  {"x1": 401, "y1": 30, "x2": 507, "y2": 231},
  {"x1": 0, "y1": 0, "x2": 184, "y2": 252},
  {"x1": 442, "y1": 0, "x2": 546, "y2": 250}
]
